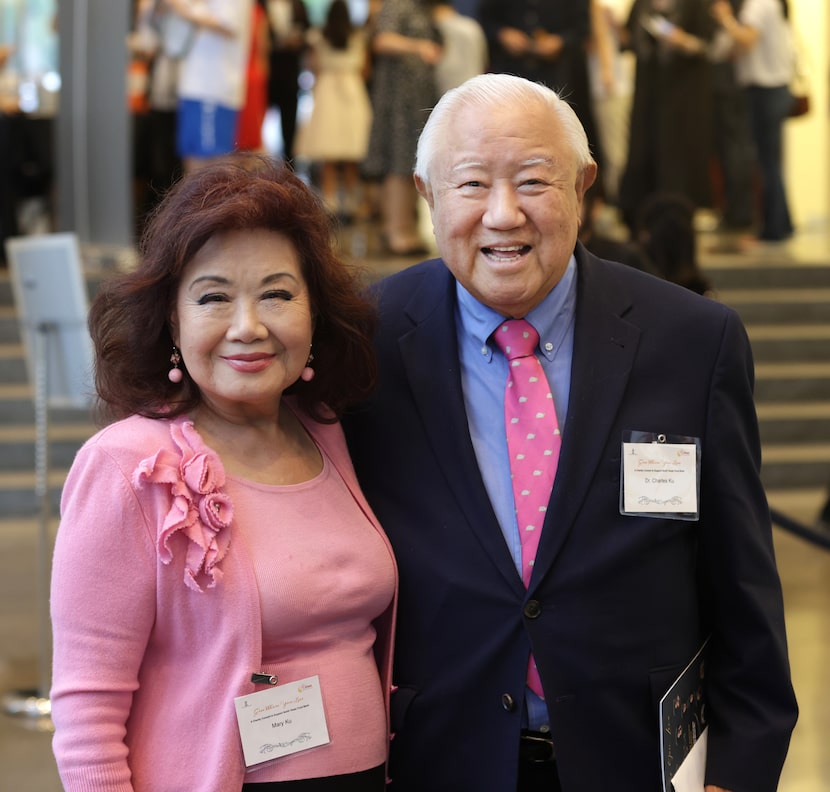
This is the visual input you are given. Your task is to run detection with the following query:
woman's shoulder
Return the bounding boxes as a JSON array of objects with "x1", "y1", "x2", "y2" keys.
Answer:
[
  {"x1": 86, "y1": 413, "x2": 172, "y2": 443},
  {"x1": 63, "y1": 416, "x2": 183, "y2": 505},
  {"x1": 79, "y1": 414, "x2": 182, "y2": 464}
]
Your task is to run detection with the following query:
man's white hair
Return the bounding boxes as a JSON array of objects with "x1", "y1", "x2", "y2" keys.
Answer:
[{"x1": 414, "y1": 73, "x2": 595, "y2": 185}]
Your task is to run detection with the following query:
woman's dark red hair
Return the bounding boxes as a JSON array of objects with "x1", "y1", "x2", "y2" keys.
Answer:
[{"x1": 89, "y1": 153, "x2": 377, "y2": 424}]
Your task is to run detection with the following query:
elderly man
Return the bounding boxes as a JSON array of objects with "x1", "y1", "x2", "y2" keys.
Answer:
[{"x1": 343, "y1": 73, "x2": 796, "y2": 792}]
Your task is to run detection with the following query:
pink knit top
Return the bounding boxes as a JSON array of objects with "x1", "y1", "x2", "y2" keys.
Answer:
[{"x1": 50, "y1": 404, "x2": 397, "y2": 792}]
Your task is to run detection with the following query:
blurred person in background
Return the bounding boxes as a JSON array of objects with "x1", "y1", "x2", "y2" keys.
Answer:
[
  {"x1": 266, "y1": 0, "x2": 310, "y2": 162},
  {"x1": 431, "y1": 2, "x2": 487, "y2": 96},
  {"x1": 711, "y1": 0, "x2": 795, "y2": 244},
  {"x1": 635, "y1": 191, "x2": 715, "y2": 296},
  {"x1": 0, "y1": 43, "x2": 18, "y2": 265},
  {"x1": 236, "y1": 0, "x2": 271, "y2": 153},
  {"x1": 586, "y1": 0, "x2": 634, "y2": 206},
  {"x1": 618, "y1": 0, "x2": 716, "y2": 232},
  {"x1": 362, "y1": 0, "x2": 442, "y2": 256},
  {"x1": 708, "y1": 0, "x2": 756, "y2": 233},
  {"x1": 128, "y1": 0, "x2": 184, "y2": 236},
  {"x1": 296, "y1": 0, "x2": 373, "y2": 220},
  {"x1": 478, "y1": 0, "x2": 606, "y2": 199},
  {"x1": 168, "y1": 0, "x2": 253, "y2": 173}
]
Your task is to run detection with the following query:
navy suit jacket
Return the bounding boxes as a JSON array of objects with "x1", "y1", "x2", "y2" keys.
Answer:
[{"x1": 343, "y1": 244, "x2": 797, "y2": 791}]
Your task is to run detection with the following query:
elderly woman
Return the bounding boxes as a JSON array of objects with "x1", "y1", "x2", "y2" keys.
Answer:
[{"x1": 50, "y1": 153, "x2": 397, "y2": 792}]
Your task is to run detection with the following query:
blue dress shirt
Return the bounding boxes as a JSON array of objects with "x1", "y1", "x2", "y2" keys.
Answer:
[{"x1": 455, "y1": 255, "x2": 577, "y2": 730}]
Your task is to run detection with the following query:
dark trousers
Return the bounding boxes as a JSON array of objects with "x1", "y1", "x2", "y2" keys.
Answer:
[
  {"x1": 0, "y1": 112, "x2": 17, "y2": 263},
  {"x1": 268, "y1": 66, "x2": 301, "y2": 162},
  {"x1": 746, "y1": 84, "x2": 794, "y2": 241},
  {"x1": 518, "y1": 760, "x2": 563, "y2": 792},
  {"x1": 712, "y1": 64, "x2": 755, "y2": 229},
  {"x1": 517, "y1": 730, "x2": 562, "y2": 792},
  {"x1": 242, "y1": 763, "x2": 385, "y2": 791}
]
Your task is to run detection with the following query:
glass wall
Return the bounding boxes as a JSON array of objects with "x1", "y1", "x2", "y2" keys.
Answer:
[{"x1": 0, "y1": 0, "x2": 59, "y2": 115}]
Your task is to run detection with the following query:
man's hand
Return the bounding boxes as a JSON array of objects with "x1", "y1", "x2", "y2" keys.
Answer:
[
  {"x1": 498, "y1": 27, "x2": 533, "y2": 57},
  {"x1": 533, "y1": 31, "x2": 564, "y2": 61}
]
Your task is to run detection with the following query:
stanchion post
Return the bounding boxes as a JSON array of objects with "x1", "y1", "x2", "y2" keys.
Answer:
[
  {"x1": 4, "y1": 232, "x2": 94, "y2": 730},
  {"x1": 2, "y1": 322, "x2": 55, "y2": 728}
]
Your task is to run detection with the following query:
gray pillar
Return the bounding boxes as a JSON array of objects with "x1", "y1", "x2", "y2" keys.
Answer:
[{"x1": 56, "y1": 0, "x2": 132, "y2": 247}]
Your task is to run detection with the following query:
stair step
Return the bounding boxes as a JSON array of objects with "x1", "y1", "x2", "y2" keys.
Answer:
[
  {"x1": 720, "y1": 288, "x2": 830, "y2": 324},
  {"x1": 0, "y1": 469, "x2": 68, "y2": 517},
  {"x1": 706, "y1": 262, "x2": 830, "y2": 290},
  {"x1": 747, "y1": 324, "x2": 830, "y2": 341},
  {"x1": 765, "y1": 487, "x2": 829, "y2": 525},
  {"x1": 0, "y1": 342, "x2": 27, "y2": 382},
  {"x1": 756, "y1": 401, "x2": 830, "y2": 419},
  {"x1": 0, "y1": 424, "x2": 94, "y2": 470},
  {"x1": 754, "y1": 361, "x2": 830, "y2": 402},
  {"x1": 757, "y1": 402, "x2": 830, "y2": 444},
  {"x1": 0, "y1": 306, "x2": 18, "y2": 344},
  {"x1": 745, "y1": 324, "x2": 830, "y2": 363},
  {"x1": 760, "y1": 442, "x2": 830, "y2": 490},
  {"x1": 0, "y1": 388, "x2": 95, "y2": 425}
]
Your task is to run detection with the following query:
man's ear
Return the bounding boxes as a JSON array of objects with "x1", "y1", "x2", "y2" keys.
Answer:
[
  {"x1": 414, "y1": 173, "x2": 434, "y2": 209},
  {"x1": 575, "y1": 163, "x2": 598, "y2": 224},
  {"x1": 578, "y1": 162, "x2": 598, "y2": 197}
]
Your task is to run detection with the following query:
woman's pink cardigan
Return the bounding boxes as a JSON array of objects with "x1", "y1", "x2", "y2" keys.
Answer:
[{"x1": 50, "y1": 406, "x2": 397, "y2": 792}]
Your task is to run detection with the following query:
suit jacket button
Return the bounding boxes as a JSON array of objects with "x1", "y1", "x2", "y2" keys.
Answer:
[
  {"x1": 524, "y1": 600, "x2": 542, "y2": 619},
  {"x1": 501, "y1": 693, "x2": 516, "y2": 711}
]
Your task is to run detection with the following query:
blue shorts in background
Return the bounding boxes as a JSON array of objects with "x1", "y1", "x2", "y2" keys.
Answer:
[{"x1": 177, "y1": 99, "x2": 238, "y2": 159}]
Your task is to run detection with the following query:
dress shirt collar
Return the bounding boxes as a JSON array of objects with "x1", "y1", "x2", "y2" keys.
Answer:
[{"x1": 455, "y1": 254, "x2": 578, "y2": 363}]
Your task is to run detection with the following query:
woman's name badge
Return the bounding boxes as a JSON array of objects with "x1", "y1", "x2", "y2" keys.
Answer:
[
  {"x1": 621, "y1": 434, "x2": 700, "y2": 521},
  {"x1": 234, "y1": 675, "x2": 330, "y2": 768}
]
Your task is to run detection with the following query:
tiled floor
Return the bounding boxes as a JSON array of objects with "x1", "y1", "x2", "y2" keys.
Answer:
[
  {"x1": 766, "y1": 491, "x2": 830, "y2": 792},
  {"x1": 2, "y1": 218, "x2": 829, "y2": 790}
]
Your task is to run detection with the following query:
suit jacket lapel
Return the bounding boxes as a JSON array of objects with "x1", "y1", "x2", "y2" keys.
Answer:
[
  {"x1": 531, "y1": 247, "x2": 642, "y2": 583},
  {"x1": 398, "y1": 263, "x2": 526, "y2": 592}
]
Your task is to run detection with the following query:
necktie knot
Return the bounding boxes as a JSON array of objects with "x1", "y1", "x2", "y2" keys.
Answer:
[{"x1": 493, "y1": 319, "x2": 539, "y2": 360}]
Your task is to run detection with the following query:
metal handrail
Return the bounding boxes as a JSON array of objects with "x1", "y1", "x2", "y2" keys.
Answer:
[{"x1": 771, "y1": 508, "x2": 830, "y2": 550}]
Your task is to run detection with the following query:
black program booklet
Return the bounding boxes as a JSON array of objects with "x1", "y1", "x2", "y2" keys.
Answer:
[{"x1": 659, "y1": 639, "x2": 709, "y2": 792}]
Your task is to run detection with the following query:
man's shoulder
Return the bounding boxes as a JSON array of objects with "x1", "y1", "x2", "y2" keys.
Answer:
[
  {"x1": 372, "y1": 257, "x2": 451, "y2": 305},
  {"x1": 578, "y1": 249, "x2": 735, "y2": 327},
  {"x1": 580, "y1": 247, "x2": 706, "y2": 296},
  {"x1": 374, "y1": 256, "x2": 446, "y2": 286}
]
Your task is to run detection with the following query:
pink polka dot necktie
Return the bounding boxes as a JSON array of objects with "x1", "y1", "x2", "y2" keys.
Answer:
[{"x1": 493, "y1": 319, "x2": 561, "y2": 700}]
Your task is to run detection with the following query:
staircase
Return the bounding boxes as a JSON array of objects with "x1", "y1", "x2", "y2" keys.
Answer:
[
  {"x1": 703, "y1": 254, "x2": 830, "y2": 508},
  {"x1": 0, "y1": 243, "x2": 829, "y2": 523},
  {"x1": 0, "y1": 248, "x2": 128, "y2": 520}
]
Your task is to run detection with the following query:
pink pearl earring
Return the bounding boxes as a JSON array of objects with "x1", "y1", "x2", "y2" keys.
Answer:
[
  {"x1": 168, "y1": 347, "x2": 183, "y2": 383},
  {"x1": 301, "y1": 351, "x2": 315, "y2": 382}
]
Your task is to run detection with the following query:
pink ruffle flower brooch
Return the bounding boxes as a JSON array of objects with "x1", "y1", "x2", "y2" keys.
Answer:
[{"x1": 133, "y1": 419, "x2": 234, "y2": 592}]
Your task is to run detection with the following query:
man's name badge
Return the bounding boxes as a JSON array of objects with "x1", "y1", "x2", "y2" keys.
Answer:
[
  {"x1": 621, "y1": 433, "x2": 700, "y2": 520},
  {"x1": 234, "y1": 675, "x2": 330, "y2": 768}
]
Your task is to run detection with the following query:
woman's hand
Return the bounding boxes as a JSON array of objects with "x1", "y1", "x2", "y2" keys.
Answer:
[{"x1": 416, "y1": 39, "x2": 442, "y2": 66}]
